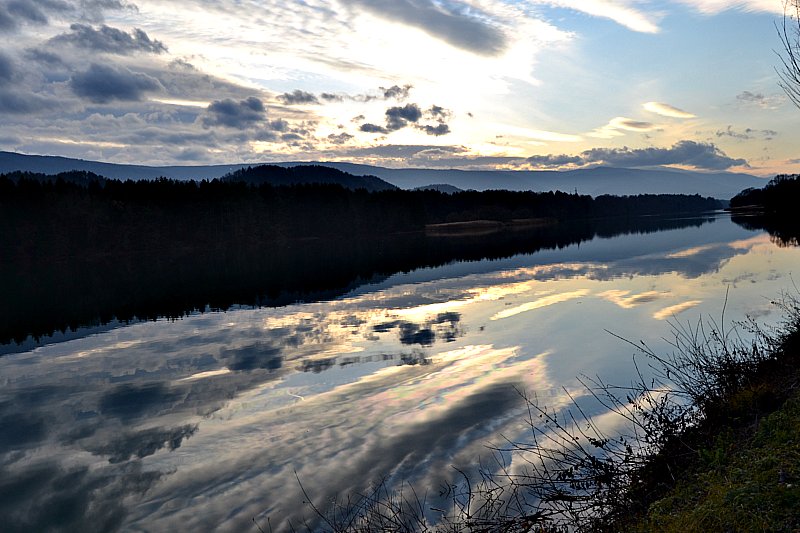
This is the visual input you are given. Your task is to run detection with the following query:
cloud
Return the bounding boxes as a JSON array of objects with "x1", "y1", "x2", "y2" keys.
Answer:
[
  {"x1": 327, "y1": 132, "x2": 354, "y2": 144},
  {"x1": 581, "y1": 140, "x2": 748, "y2": 170},
  {"x1": 70, "y1": 63, "x2": 163, "y2": 103},
  {"x1": 674, "y1": 0, "x2": 782, "y2": 15},
  {"x1": 347, "y1": 0, "x2": 508, "y2": 56},
  {"x1": 643, "y1": 102, "x2": 696, "y2": 118},
  {"x1": 532, "y1": 0, "x2": 660, "y2": 33},
  {"x1": 23, "y1": 47, "x2": 65, "y2": 66},
  {"x1": 609, "y1": 117, "x2": 656, "y2": 131},
  {"x1": 590, "y1": 117, "x2": 658, "y2": 138},
  {"x1": 385, "y1": 103, "x2": 422, "y2": 130},
  {"x1": 361, "y1": 103, "x2": 452, "y2": 136},
  {"x1": 202, "y1": 97, "x2": 267, "y2": 129},
  {"x1": 319, "y1": 84, "x2": 415, "y2": 104},
  {"x1": 382, "y1": 84, "x2": 412, "y2": 99},
  {"x1": 526, "y1": 153, "x2": 583, "y2": 168},
  {"x1": 50, "y1": 23, "x2": 168, "y2": 55},
  {"x1": 360, "y1": 122, "x2": 389, "y2": 134},
  {"x1": 89, "y1": 424, "x2": 199, "y2": 463},
  {"x1": 421, "y1": 123, "x2": 450, "y2": 136},
  {"x1": 277, "y1": 90, "x2": 319, "y2": 105},
  {"x1": 0, "y1": 0, "x2": 134, "y2": 32},
  {"x1": 427, "y1": 105, "x2": 450, "y2": 120},
  {"x1": 736, "y1": 90, "x2": 786, "y2": 109},
  {"x1": 516, "y1": 141, "x2": 749, "y2": 171},
  {"x1": 0, "y1": 53, "x2": 13, "y2": 84},
  {"x1": 0, "y1": 1, "x2": 50, "y2": 30},
  {"x1": 0, "y1": 90, "x2": 55, "y2": 114},
  {"x1": 715, "y1": 126, "x2": 778, "y2": 141}
]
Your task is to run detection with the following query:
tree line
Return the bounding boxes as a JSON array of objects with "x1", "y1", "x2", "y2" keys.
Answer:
[{"x1": 1, "y1": 170, "x2": 722, "y2": 262}]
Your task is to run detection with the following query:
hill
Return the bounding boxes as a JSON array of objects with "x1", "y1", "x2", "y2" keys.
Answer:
[
  {"x1": 0, "y1": 151, "x2": 765, "y2": 198},
  {"x1": 221, "y1": 164, "x2": 396, "y2": 192},
  {"x1": 284, "y1": 162, "x2": 764, "y2": 199}
]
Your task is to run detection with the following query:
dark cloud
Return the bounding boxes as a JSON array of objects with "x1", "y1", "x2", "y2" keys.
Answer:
[
  {"x1": 385, "y1": 103, "x2": 422, "y2": 130},
  {"x1": 382, "y1": 84, "x2": 412, "y2": 100},
  {"x1": 220, "y1": 342, "x2": 284, "y2": 372},
  {"x1": 0, "y1": 0, "x2": 133, "y2": 32},
  {"x1": 0, "y1": 53, "x2": 14, "y2": 84},
  {"x1": 348, "y1": 0, "x2": 507, "y2": 56},
  {"x1": 202, "y1": 97, "x2": 266, "y2": 129},
  {"x1": 0, "y1": 90, "x2": 55, "y2": 113},
  {"x1": 361, "y1": 103, "x2": 452, "y2": 136},
  {"x1": 24, "y1": 47, "x2": 65, "y2": 66},
  {"x1": 3, "y1": 1, "x2": 50, "y2": 28},
  {"x1": 277, "y1": 89, "x2": 319, "y2": 105},
  {"x1": 581, "y1": 140, "x2": 747, "y2": 170},
  {"x1": 320, "y1": 92, "x2": 342, "y2": 102},
  {"x1": 70, "y1": 63, "x2": 163, "y2": 103},
  {"x1": 374, "y1": 312, "x2": 462, "y2": 346},
  {"x1": 99, "y1": 382, "x2": 182, "y2": 420},
  {"x1": 89, "y1": 424, "x2": 199, "y2": 463},
  {"x1": 735, "y1": 90, "x2": 785, "y2": 109},
  {"x1": 360, "y1": 122, "x2": 389, "y2": 134},
  {"x1": 0, "y1": 460, "x2": 161, "y2": 533},
  {"x1": 421, "y1": 123, "x2": 450, "y2": 136},
  {"x1": 427, "y1": 104, "x2": 450, "y2": 119},
  {"x1": 715, "y1": 125, "x2": 778, "y2": 141},
  {"x1": 715, "y1": 125, "x2": 752, "y2": 140},
  {"x1": 318, "y1": 84, "x2": 413, "y2": 104},
  {"x1": 327, "y1": 132, "x2": 353, "y2": 144},
  {"x1": 526, "y1": 154, "x2": 583, "y2": 168},
  {"x1": 50, "y1": 23, "x2": 168, "y2": 55}
]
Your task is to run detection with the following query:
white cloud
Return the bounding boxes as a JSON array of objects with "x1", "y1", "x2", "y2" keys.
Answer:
[
  {"x1": 643, "y1": 101, "x2": 696, "y2": 118},
  {"x1": 673, "y1": 0, "x2": 783, "y2": 15},
  {"x1": 530, "y1": 0, "x2": 662, "y2": 33},
  {"x1": 589, "y1": 116, "x2": 658, "y2": 138}
]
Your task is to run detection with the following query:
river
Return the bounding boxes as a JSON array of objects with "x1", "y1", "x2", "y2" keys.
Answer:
[{"x1": 1, "y1": 213, "x2": 797, "y2": 532}]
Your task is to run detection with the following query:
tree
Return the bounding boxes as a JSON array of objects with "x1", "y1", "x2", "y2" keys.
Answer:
[{"x1": 778, "y1": 0, "x2": 800, "y2": 107}]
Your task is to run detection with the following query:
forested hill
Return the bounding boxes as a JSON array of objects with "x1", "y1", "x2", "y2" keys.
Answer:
[
  {"x1": 221, "y1": 164, "x2": 397, "y2": 192},
  {"x1": 730, "y1": 174, "x2": 800, "y2": 211}
]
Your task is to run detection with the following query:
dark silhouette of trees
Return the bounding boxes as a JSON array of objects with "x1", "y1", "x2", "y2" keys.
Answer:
[
  {"x1": 0, "y1": 170, "x2": 722, "y2": 345},
  {"x1": 730, "y1": 174, "x2": 800, "y2": 246},
  {"x1": 778, "y1": 0, "x2": 800, "y2": 107}
]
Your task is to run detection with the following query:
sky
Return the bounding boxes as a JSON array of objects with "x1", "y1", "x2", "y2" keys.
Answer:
[{"x1": 0, "y1": 0, "x2": 797, "y2": 175}]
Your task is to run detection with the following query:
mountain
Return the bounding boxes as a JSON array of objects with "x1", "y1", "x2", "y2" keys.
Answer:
[
  {"x1": 0, "y1": 151, "x2": 766, "y2": 198},
  {"x1": 0, "y1": 151, "x2": 247, "y2": 180},
  {"x1": 280, "y1": 162, "x2": 766, "y2": 199},
  {"x1": 221, "y1": 164, "x2": 397, "y2": 192}
]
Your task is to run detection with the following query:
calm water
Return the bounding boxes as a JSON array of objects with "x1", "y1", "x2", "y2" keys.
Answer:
[{"x1": 2, "y1": 214, "x2": 798, "y2": 532}]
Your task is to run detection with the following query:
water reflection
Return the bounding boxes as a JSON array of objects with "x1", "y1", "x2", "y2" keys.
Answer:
[{"x1": 2, "y1": 215, "x2": 799, "y2": 532}]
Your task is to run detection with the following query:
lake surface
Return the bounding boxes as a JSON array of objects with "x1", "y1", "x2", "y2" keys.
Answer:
[{"x1": 2, "y1": 214, "x2": 798, "y2": 532}]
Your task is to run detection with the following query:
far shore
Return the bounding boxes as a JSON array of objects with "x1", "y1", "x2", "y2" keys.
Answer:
[{"x1": 424, "y1": 217, "x2": 558, "y2": 236}]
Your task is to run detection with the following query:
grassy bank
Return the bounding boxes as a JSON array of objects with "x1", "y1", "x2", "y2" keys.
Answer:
[{"x1": 617, "y1": 298, "x2": 800, "y2": 532}]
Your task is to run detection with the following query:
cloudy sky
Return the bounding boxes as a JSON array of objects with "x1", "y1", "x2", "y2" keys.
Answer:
[{"x1": 0, "y1": 0, "x2": 796, "y2": 174}]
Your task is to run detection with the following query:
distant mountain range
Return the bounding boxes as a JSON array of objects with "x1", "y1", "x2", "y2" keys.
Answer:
[{"x1": 0, "y1": 151, "x2": 766, "y2": 198}]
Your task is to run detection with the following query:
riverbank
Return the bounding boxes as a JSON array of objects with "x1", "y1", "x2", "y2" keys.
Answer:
[{"x1": 615, "y1": 297, "x2": 800, "y2": 532}]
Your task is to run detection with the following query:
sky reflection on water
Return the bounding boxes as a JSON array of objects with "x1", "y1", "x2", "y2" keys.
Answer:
[{"x1": 2, "y1": 216, "x2": 799, "y2": 532}]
